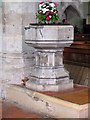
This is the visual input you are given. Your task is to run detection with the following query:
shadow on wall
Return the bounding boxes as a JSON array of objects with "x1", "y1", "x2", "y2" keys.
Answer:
[
  {"x1": 70, "y1": 18, "x2": 83, "y2": 32},
  {"x1": 64, "y1": 5, "x2": 83, "y2": 32}
]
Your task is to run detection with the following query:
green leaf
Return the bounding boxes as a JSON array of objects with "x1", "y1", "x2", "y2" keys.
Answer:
[{"x1": 37, "y1": 14, "x2": 46, "y2": 22}]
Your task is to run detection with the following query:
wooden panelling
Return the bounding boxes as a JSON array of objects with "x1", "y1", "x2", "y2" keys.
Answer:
[
  {"x1": 75, "y1": 34, "x2": 90, "y2": 41},
  {"x1": 64, "y1": 42, "x2": 90, "y2": 66},
  {"x1": 64, "y1": 41, "x2": 90, "y2": 86},
  {"x1": 65, "y1": 64, "x2": 89, "y2": 86},
  {"x1": 43, "y1": 87, "x2": 89, "y2": 105}
]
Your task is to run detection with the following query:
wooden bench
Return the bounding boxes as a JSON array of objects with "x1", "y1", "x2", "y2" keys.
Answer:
[
  {"x1": 64, "y1": 41, "x2": 90, "y2": 86},
  {"x1": 65, "y1": 63, "x2": 89, "y2": 86}
]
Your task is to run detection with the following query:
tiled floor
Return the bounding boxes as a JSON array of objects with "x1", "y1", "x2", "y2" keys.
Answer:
[{"x1": 1, "y1": 100, "x2": 42, "y2": 118}]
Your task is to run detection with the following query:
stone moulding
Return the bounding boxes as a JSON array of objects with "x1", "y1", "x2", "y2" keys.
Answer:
[{"x1": 25, "y1": 25, "x2": 74, "y2": 91}]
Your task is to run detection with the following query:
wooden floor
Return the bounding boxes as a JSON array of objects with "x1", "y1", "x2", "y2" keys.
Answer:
[
  {"x1": 41, "y1": 85, "x2": 89, "y2": 105},
  {"x1": 1, "y1": 100, "x2": 42, "y2": 118},
  {"x1": 0, "y1": 100, "x2": 2, "y2": 119}
]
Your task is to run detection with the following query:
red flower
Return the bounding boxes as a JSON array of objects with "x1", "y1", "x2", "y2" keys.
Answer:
[
  {"x1": 39, "y1": 2, "x2": 44, "y2": 4},
  {"x1": 50, "y1": 12, "x2": 54, "y2": 14},
  {"x1": 46, "y1": 11, "x2": 50, "y2": 15},
  {"x1": 46, "y1": 16, "x2": 51, "y2": 21}
]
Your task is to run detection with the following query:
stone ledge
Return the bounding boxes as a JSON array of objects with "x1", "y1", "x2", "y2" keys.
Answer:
[
  {"x1": 6, "y1": 84, "x2": 89, "y2": 118},
  {"x1": 26, "y1": 80, "x2": 73, "y2": 92}
]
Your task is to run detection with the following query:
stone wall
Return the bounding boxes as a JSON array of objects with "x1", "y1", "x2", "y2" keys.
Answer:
[
  {"x1": 22, "y1": 2, "x2": 37, "y2": 55},
  {"x1": 0, "y1": 1, "x2": 2, "y2": 98},
  {"x1": 1, "y1": 2, "x2": 37, "y2": 98}
]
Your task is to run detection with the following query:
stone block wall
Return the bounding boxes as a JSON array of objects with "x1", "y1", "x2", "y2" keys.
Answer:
[{"x1": 0, "y1": 2, "x2": 37, "y2": 98}]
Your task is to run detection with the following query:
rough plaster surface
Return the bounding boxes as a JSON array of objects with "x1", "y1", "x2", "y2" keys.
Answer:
[{"x1": 1, "y1": 2, "x2": 36, "y2": 98}]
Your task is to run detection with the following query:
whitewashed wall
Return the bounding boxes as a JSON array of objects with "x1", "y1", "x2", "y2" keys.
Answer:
[
  {"x1": 0, "y1": 3, "x2": 2, "y2": 98},
  {"x1": 0, "y1": 2, "x2": 37, "y2": 98}
]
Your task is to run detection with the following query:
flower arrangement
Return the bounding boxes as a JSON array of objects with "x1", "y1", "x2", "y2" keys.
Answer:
[{"x1": 36, "y1": 1, "x2": 59, "y2": 24}]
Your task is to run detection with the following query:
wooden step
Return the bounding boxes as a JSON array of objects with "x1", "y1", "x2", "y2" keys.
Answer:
[{"x1": 6, "y1": 84, "x2": 89, "y2": 118}]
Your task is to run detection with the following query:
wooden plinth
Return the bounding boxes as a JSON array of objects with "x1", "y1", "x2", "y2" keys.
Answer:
[
  {"x1": 41, "y1": 84, "x2": 89, "y2": 105},
  {"x1": 6, "y1": 84, "x2": 90, "y2": 118}
]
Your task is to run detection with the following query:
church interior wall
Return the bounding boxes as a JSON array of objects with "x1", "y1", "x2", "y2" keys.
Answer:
[
  {"x1": 0, "y1": 1, "x2": 2, "y2": 54},
  {"x1": 0, "y1": 1, "x2": 2, "y2": 98},
  {"x1": 0, "y1": 1, "x2": 89, "y2": 98},
  {"x1": 60, "y1": 2, "x2": 83, "y2": 32}
]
